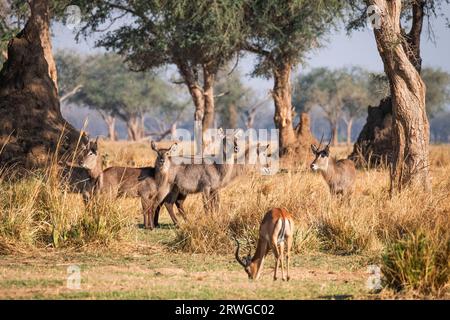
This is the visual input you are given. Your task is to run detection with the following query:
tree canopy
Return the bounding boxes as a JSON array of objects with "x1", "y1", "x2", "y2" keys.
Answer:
[
  {"x1": 59, "y1": 53, "x2": 180, "y2": 140},
  {"x1": 244, "y1": 0, "x2": 344, "y2": 77},
  {"x1": 214, "y1": 69, "x2": 255, "y2": 129}
]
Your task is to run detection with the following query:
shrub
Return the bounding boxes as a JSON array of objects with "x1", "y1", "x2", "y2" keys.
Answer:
[{"x1": 381, "y1": 229, "x2": 450, "y2": 296}]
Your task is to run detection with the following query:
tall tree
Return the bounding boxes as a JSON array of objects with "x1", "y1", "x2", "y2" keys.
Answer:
[
  {"x1": 214, "y1": 69, "x2": 254, "y2": 129},
  {"x1": 244, "y1": 0, "x2": 343, "y2": 155},
  {"x1": 0, "y1": 0, "x2": 83, "y2": 169},
  {"x1": 367, "y1": 0, "x2": 429, "y2": 192},
  {"x1": 347, "y1": 0, "x2": 449, "y2": 191},
  {"x1": 70, "y1": 53, "x2": 175, "y2": 141},
  {"x1": 75, "y1": 0, "x2": 247, "y2": 149},
  {"x1": 340, "y1": 68, "x2": 372, "y2": 145},
  {"x1": 55, "y1": 50, "x2": 84, "y2": 103}
]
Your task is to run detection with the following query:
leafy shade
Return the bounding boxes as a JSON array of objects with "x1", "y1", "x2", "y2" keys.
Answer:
[
  {"x1": 68, "y1": 53, "x2": 175, "y2": 124},
  {"x1": 244, "y1": 0, "x2": 344, "y2": 77},
  {"x1": 74, "y1": 0, "x2": 246, "y2": 79},
  {"x1": 214, "y1": 69, "x2": 255, "y2": 128}
]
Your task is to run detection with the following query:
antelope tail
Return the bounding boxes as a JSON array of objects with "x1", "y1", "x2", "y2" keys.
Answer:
[{"x1": 277, "y1": 218, "x2": 287, "y2": 244}]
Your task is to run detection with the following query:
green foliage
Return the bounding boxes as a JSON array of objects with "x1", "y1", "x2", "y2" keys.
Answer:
[
  {"x1": 293, "y1": 67, "x2": 376, "y2": 123},
  {"x1": 363, "y1": 67, "x2": 450, "y2": 118},
  {"x1": 75, "y1": 0, "x2": 247, "y2": 73},
  {"x1": 214, "y1": 69, "x2": 255, "y2": 128},
  {"x1": 422, "y1": 67, "x2": 450, "y2": 118},
  {"x1": 245, "y1": 0, "x2": 344, "y2": 77},
  {"x1": 68, "y1": 53, "x2": 174, "y2": 121},
  {"x1": 382, "y1": 229, "x2": 449, "y2": 296},
  {"x1": 55, "y1": 50, "x2": 85, "y2": 97}
]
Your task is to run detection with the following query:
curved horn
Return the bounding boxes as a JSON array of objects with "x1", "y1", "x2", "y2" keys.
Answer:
[
  {"x1": 318, "y1": 132, "x2": 324, "y2": 150},
  {"x1": 326, "y1": 132, "x2": 333, "y2": 148},
  {"x1": 233, "y1": 237, "x2": 247, "y2": 268}
]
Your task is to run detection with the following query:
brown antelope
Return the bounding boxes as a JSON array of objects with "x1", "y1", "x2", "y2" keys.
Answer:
[
  {"x1": 148, "y1": 128, "x2": 243, "y2": 219},
  {"x1": 61, "y1": 137, "x2": 102, "y2": 204},
  {"x1": 310, "y1": 136, "x2": 356, "y2": 195},
  {"x1": 151, "y1": 139, "x2": 272, "y2": 227},
  {"x1": 78, "y1": 138, "x2": 186, "y2": 229},
  {"x1": 235, "y1": 208, "x2": 294, "y2": 281}
]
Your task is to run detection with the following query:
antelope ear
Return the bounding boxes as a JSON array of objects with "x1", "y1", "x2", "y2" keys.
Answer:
[
  {"x1": 92, "y1": 137, "x2": 99, "y2": 151},
  {"x1": 234, "y1": 129, "x2": 243, "y2": 139},
  {"x1": 311, "y1": 144, "x2": 318, "y2": 154},
  {"x1": 324, "y1": 145, "x2": 330, "y2": 156},
  {"x1": 151, "y1": 141, "x2": 158, "y2": 152},
  {"x1": 169, "y1": 142, "x2": 178, "y2": 154}
]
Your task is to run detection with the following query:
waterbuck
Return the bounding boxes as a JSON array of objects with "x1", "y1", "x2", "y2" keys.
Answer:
[
  {"x1": 151, "y1": 139, "x2": 272, "y2": 227},
  {"x1": 235, "y1": 208, "x2": 294, "y2": 281},
  {"x1": 310, "y1": 136, "x2": 356, "y2": 195},
  {"x1": 147, "y1": 128, "x2": 243, "y2": 220},
  {"x1": 61, "y1": 137, "x2": 101, "y2": 203},
  {"x1": 78, "y1": 139, "x2": 186, "y2": 229}
]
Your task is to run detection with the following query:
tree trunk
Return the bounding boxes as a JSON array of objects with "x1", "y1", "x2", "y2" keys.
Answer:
[
  {"x1": 202, "y1": 64, "x2": 216, "y2": 150},
  {"x1": 345, "y1": 118, "x2": 353, "y2": 146},
  {"x1": 0, "y1": 0, "x2": 84, "y2": 169},
  {"x1": 176, "y1": 60, "x2": 205, "y2": 154},
  {"x1": 126, "y1": 115, "x2": 143, "y2": 141},
  {"x1": 34, "y1": 0, "x2": 57, "y2": 91},
  {"x1": 101, "y1": 114, "x2": 116, "y2": 141},
  {"x1": 369, "y1": 0, "x2": 430, "y2": 191},
  {"x1": 272, "y1": 62, "x2": 296, "y2": 155},
  {"x1": 331, "y1": 123, "x2": 339, "y2": 146},
  {"x1": 351, "y1": 1, "x2": 425, "y2": 168},
  {"x1": 228, "y1": 103, "x2": 238, "y2": 129}
]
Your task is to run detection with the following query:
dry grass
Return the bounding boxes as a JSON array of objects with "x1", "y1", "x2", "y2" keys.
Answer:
[
  {"x1": 0, "y1": 142, "x2": 449, "y2": 297},
  {"x1": 0, "y1": 164, "x2": 138, "y2": 254}
]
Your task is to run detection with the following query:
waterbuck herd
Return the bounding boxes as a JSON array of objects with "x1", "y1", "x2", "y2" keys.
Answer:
[{"x1": 65, "y1": 130, "x2": 355, "y2": 281}]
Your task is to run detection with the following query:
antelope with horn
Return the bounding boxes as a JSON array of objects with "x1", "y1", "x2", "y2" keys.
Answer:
[
  {"x1": 235, "y1": 208, "x2": 294, "y2": 281},
  {"x1": 310, "y1": 134, "x2": 356, "y2": 196},
  {"x1": 78, "y1": 138, "x2": 186, "y2": 229}
]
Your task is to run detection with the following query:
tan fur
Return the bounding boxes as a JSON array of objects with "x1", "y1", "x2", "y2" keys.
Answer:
[
  {"x1": 311, "y1": 145, "x2": 356, "y2": 196},
  {"x1": 79, "y1": 140, "x2": 185, "y2": 229},
  {"x1": 236, "y1": 208, "x2": 294, "y2": 281}
]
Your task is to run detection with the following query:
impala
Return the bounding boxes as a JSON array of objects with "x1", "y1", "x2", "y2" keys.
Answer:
[{"x1": 235, "y1": 208, "x2": 294, "y2": 281}]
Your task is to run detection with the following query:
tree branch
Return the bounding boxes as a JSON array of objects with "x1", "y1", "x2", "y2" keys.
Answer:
[{"x1": 60, "y1": 84, "x2": 83, "y2": 103}]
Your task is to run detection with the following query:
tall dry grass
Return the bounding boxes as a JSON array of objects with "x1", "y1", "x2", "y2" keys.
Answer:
[
  {"x1": 0, "y1": 142, "x2": 448, "y2": 296},
  {"x1": 172, "y1": 145, "x2": 450, "y2": 296},
  {"x1": 0, "y1": 164, "x2": 137, "y2": 254}
]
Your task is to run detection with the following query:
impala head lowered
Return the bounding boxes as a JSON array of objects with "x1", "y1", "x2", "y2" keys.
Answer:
[{"x1": 234, "y1": 238, "x2": 253, "y2": 279}]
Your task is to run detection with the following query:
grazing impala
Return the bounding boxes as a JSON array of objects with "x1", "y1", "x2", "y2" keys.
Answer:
[
  {"x1": 310, "y1": 136, "x2": 356, "y2": 196},
  {"x1": 235, "y1": 208, "x2": 294, "y2": 281}
]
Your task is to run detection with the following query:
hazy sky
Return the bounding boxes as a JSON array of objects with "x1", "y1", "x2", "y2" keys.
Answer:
[{"x1": 52, "y1": 5, "x2": 450, "y2": 96}]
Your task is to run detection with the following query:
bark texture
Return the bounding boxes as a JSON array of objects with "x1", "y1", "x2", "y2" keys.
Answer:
[
  {"x1": 272, "y1": 62, "x2": 296, "y2": 155},
  {"x1": 100, "y1": 113, "x2": 117, "y2": 141},
  {"x1": 126, "y1": 114, "x2": 144, "y2": 141},
  {"x1": 351, "y1": 0, "x2": 426, "y2": 170},
  {"x1": 0, "y1": 0, "x2": 84, "y2": 169},
  {"x1": 369, "y1": 0, "x2": 430, "y2": 191}
]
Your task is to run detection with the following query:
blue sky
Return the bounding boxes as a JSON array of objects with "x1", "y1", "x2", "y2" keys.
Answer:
[{"x1": 52, "y1": 4, "x2": 450, "y2": 97}]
